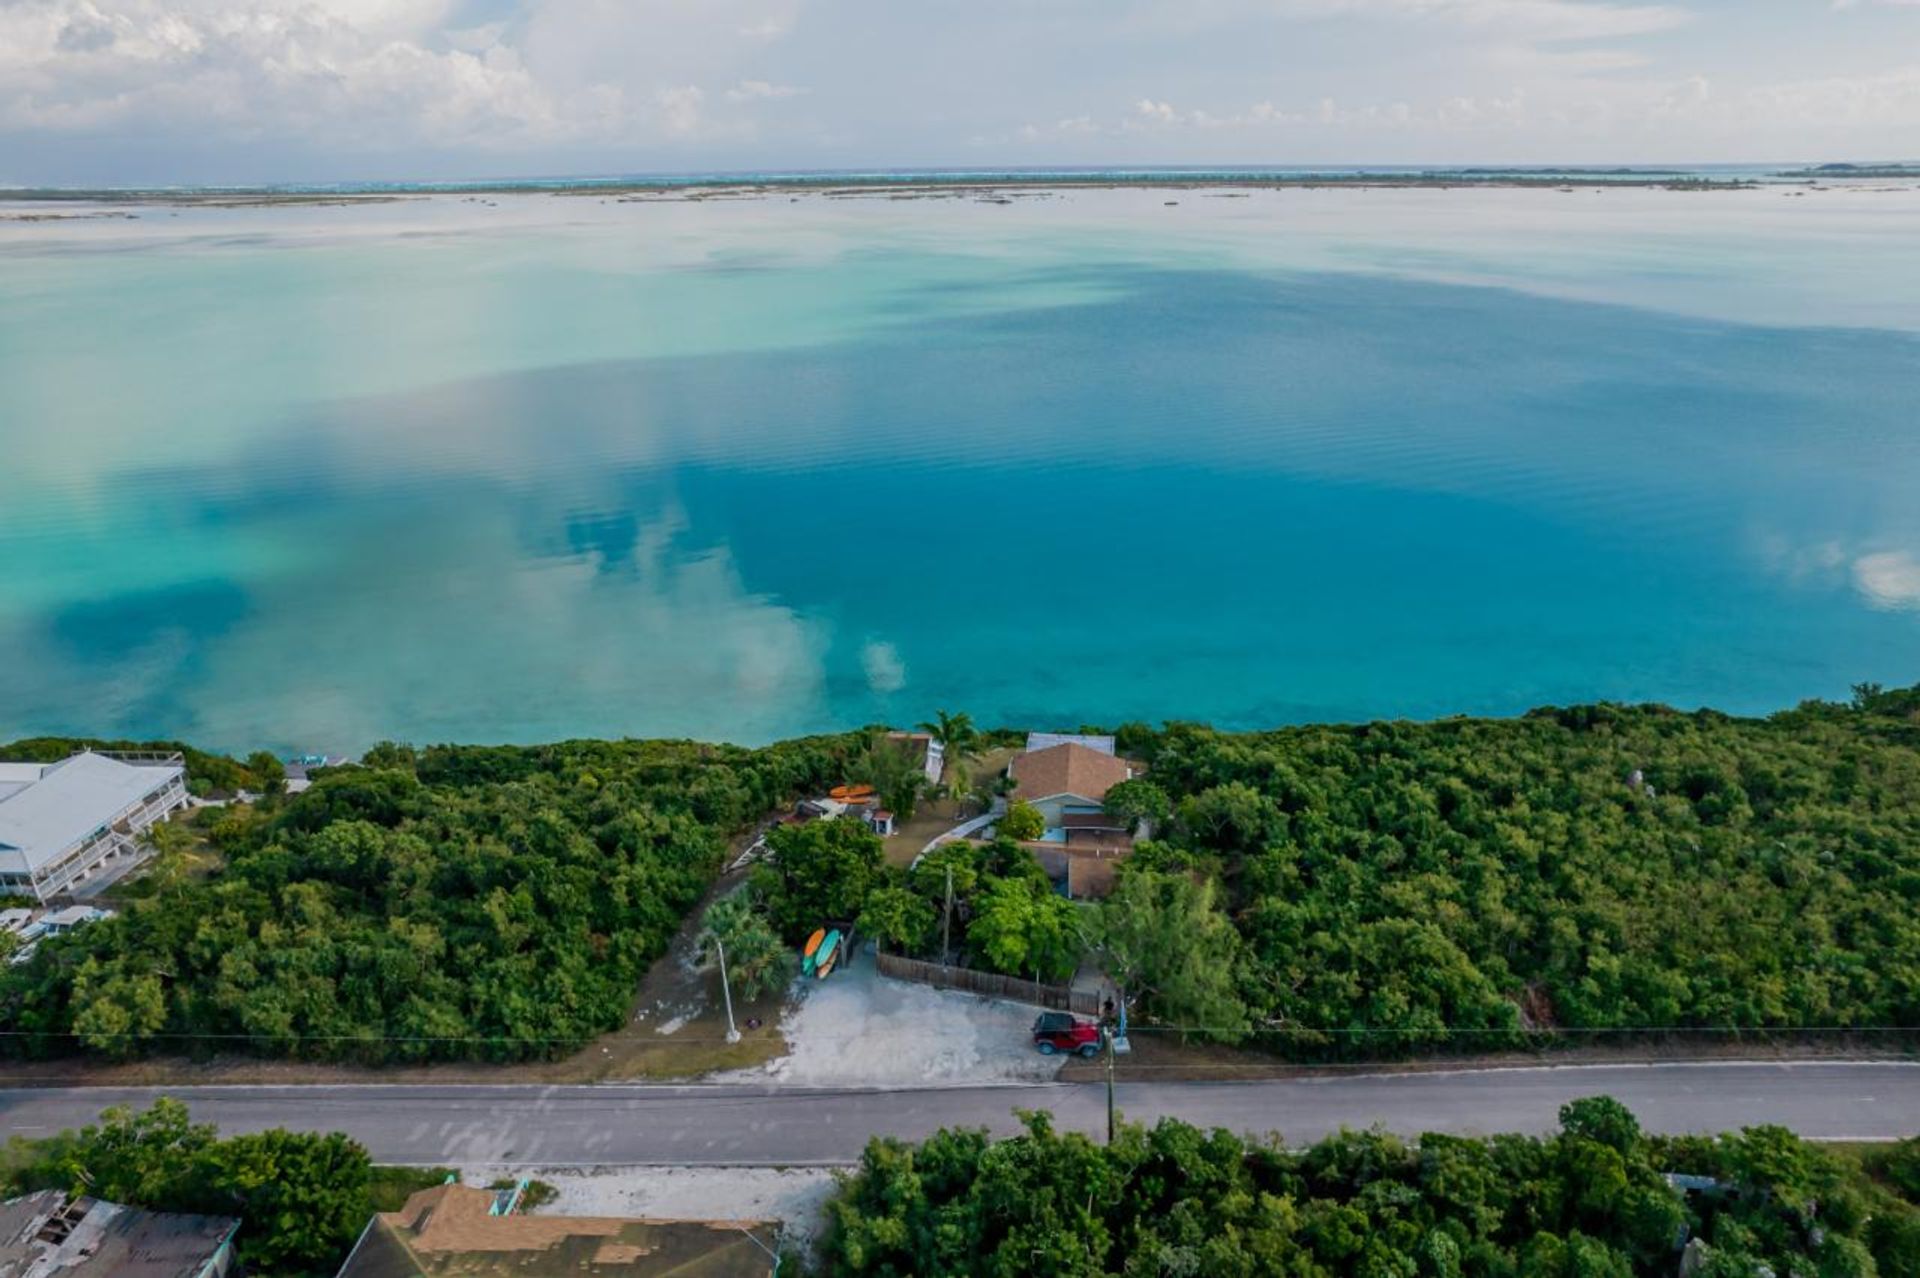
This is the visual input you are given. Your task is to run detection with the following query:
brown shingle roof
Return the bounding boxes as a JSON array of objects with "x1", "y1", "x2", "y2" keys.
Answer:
[
  {"x1": 339, "y1": 1185, "x2": 776, "y2": 1278},
  {"x1": 1010, "y1": 743, "x2": 1130, "y2": 804}
]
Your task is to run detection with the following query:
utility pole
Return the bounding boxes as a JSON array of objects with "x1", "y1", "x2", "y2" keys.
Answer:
[
  {"x1": 716, "y1": 937, "x2": 740, "y2": 1044},
  {"x1": 942, "y1": 862, "x2": 954, "y2": 966},
  {"x1": 1105, "y1": 1020, "x2": 1116, "y2": 1146}
]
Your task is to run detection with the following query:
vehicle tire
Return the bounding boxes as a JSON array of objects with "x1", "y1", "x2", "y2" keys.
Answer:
[
  {"x1": 1037, "y1": 1042, "x2": 1057, "y2": 1056},
  {"x1": 1078, "y1": 1044, "x2": 1099, "y2": 1058}
]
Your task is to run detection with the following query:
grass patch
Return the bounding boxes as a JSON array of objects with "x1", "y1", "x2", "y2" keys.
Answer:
[{"x1": 368, "y1": 1165, "x2": 456, "y2": 1212}]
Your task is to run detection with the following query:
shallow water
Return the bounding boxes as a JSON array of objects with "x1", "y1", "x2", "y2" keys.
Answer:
[{"x1": 3, "y1": 185, "x2": 1917, "y2": 752}]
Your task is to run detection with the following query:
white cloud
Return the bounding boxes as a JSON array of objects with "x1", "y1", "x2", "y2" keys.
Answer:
[
  {"x1": 1854, "y1": 551, "x2": 1920, "y2": 610},
  {"x1": 726, "y1": 79, "x2": 803, "y2": 102},
  {"x1": 1288, "y1": 0, "x2": 1689, "y2": 42},
  {"x1": 3, "y1": 0, "x2": 1920, "y2": 178},
  {"x1": 0, "y1": 0, "x2": 807, "y2": 152},
  {"x1": 1115, "y1": 0, "x2": 1686, "y2": 43},
  {"x1": 655, "y1": 85, "x2": 705, "y2": 136}
]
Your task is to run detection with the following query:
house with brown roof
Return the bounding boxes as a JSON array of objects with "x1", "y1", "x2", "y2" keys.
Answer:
[
  {"x1": 335, "y1": 1184, "x2": 777, "y2": 1278},
  {"x1": 1010, "y1": 742, "x2": 1132, "y2": 826},
  {"x1": 1006, "y1": 742, "x2": 1140, "y2": 898}
]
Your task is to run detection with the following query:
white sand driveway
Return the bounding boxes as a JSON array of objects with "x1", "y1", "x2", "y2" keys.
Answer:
[{"x1": 724, "y1": 951, "x2": 1065, "y2": 1087}]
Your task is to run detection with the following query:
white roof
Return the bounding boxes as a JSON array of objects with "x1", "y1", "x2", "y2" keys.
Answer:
[
  {"x1": 0, "y1": 764, "x2": 44, "y2": 804},
  {"x1": 1024, "y1": 732, "x2": 1117, "y2": 756},
  {"x1": 0, "y1": 753, "x2": 183, "y2": 874}
]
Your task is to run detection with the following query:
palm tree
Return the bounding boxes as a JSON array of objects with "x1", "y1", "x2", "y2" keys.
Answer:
[
  {"x1": 696, "y1": 895, "x2": 792, "y2": 1002},
  {"x1": 917, "y1": 709, "x2": 980, "y2": 783}
]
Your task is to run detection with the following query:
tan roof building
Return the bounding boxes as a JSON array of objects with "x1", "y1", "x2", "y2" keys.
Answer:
[
  {"x1": 335, "y1": 1184, "x2": 776, "y2": 1278},
  {"x1": 1010, "y1": 742, "x2": 1131, "y2": 804}
]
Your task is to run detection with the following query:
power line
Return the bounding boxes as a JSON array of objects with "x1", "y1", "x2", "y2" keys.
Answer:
[{"x1": 0, "y1": 1023, "x2": 1909, "y2": 1047}]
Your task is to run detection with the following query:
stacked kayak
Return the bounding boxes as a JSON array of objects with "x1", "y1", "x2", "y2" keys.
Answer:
[{"x1": 814, "y1": 929, "x2": 843, "y2": 978}]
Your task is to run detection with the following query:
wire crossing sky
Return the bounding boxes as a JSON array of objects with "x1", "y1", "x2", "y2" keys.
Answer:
[{"x1": 2, "y1": 0, "x2": 1919, "y2": 184}]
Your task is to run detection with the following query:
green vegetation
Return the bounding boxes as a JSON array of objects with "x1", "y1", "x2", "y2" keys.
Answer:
[
  {"x1": 367, "y1": 1163, "x2": 454, "y2": 1212},
  {"x1": 1094, "y1": 869, "x2": 1246, "y2": 1035},
  {"x1": 0, "y1": 734, "x2": 862, "y2": 1062},
  {"x1": 820, "y1": 1099, "x2": 1920, "y2": 1277},
  {"x1": 1102, "y1": 778, "x2": 1171, "y2": 833},
  {"x1": 921, "y1": 709, "x2": 982, "y2": 809},
  {"x1": 854, "y1": 733, "x2": 932, "y2": 822},
  {"x1": 1120, "y1": 685, "x2": 1920, "y2": 1052},
  {"x1": 0, "y1": 736, "x2": 275, "y2": 797},
  {"x1": 772, "y1": 684, "x2": 1920, "y2": 1050},
  {"x1": 968, "y1": 872, "x2": 1080, "y2": 983},
  {"x1": 698, "y1": 892, "x2": 795, "y2": 1000},
  {"x1": 752, "y1": 815, "x2": 889, "y2": 939},
  {"x1": 8, "y1": 682, "x2": 1920, "y2": 1065},
  {"x1": 2, "y1": 1099, "x2": 370, "y2": 1276},
  {"x1": 489, "y1": 1176, "x2": 560, "y2": 1210},
  {"x1": 999, "y1": 799, "x2": 1046, "y2": 843}
]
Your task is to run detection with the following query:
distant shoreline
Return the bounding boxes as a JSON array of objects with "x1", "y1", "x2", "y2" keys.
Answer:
[{"x1": 0, "y1": 169, "x2": 1772, "y2": 205}]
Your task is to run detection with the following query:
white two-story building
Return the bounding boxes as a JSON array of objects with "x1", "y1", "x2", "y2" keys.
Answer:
[{"x1": 0, "y1": 752, "x2": 189, "y2": 903}]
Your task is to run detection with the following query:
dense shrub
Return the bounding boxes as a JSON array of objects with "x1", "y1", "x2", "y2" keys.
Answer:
[
  {"x1": 0, "y1": 734, "x2": 863, "y2": 1062},
  {"x1": 1128, "y1": 688, "x2": 1920, "y2": 1053},
  {"x1": 821, "y1": 1099, "x2": 1920, "y2": 1277},
  {"x1": 3, "y1": 1099, "x2": 369, "y2": 1277}
]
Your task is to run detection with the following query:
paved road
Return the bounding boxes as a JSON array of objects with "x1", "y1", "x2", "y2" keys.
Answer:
[{"x1": 0, "y1": 1062, "x2": 1912, "y2": 1165}]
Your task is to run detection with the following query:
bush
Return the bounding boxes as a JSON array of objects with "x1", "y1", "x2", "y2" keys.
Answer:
[
  {"x1": 998, "y1": 800, "x2": 1045, "y2": 842},
  {"x1": 821, "y1": 1100, "x2": 1911, "y2": 1278},
  {"x1": 0, "y1": 733, "x2": 865, "y2": 1064},
  {"x1": 3, "y1": 1100, "x2": 370, "y2": 1277}
]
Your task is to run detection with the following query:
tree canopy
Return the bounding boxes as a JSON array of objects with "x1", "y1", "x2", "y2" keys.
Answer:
[
  {"x1": 821, "y1": 1100, "x2": 1920, "y2": 1277},
  {"x1": 2, "y1": 1099, "x2": 370, "y2": 1277},
  {"x1": 8, "y1": 683, "x2": 1918, "y2": 1066},
  {"x1": 752, "y1": 814, "x2": 888, "y2": 941},
  {"x1": 1122, "y1": 689, "x2": 1920, "y2": 1055},
  {"x1": 698, "y1": 892, "x2": 793, "y2": 1001},
  {"x1": 0, "y1": 733, "x2": 864, "y2": 1063}
]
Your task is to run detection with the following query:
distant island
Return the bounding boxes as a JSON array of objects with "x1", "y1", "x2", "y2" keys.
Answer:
[
  {"x1": 1777, "y1": 161, "x2": 1920, "y2": 178},
  {"x1": 0, "y1": 166, "x2": 1761, "y2": 205}
]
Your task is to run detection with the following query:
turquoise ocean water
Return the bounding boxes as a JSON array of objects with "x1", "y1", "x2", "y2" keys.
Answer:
[{"x1": 2, "y1": 184, "x2": 1916, "y2": 753}]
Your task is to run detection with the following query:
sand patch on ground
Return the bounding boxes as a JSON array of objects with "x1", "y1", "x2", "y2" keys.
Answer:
[{"x1": 720, "y1": 952, "x2": 1062, "y2": 1087}]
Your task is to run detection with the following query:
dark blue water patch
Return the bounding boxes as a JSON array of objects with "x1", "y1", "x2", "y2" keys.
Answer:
[
  {"x1": 33, "y1": 579, "x2": 253, "y2": 740},
  {"x1": 48, "y1": 577, "x2": 250, "y2": 662},
  {"x1": 666, "y1": 455, "x2": 1846, "y2": 730},
  {"x1": 563, "y1": 509, "x2": 645, "y2": 573}
]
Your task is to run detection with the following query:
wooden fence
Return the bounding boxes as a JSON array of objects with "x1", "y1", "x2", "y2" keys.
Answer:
[{"x1": 875, "y1": 952, "x2": 1103, "y2": 1016}]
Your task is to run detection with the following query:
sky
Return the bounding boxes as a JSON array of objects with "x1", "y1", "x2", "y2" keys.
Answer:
[{"x1": 1, "y1": 0, "x2": 1918, "y2": 184}]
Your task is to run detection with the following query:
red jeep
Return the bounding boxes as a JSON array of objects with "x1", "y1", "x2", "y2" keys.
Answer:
[{"x1": 1032, "y1": 1012, "x2": 1103, "y2": 1058}]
